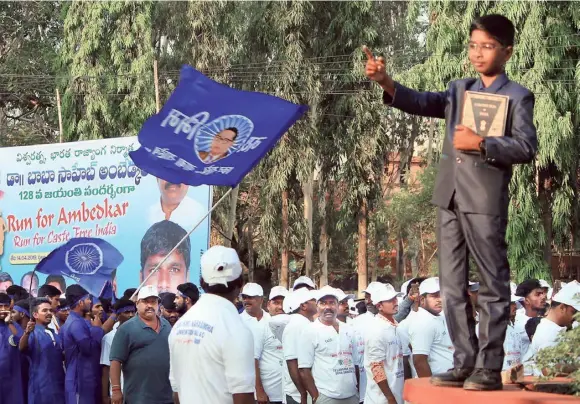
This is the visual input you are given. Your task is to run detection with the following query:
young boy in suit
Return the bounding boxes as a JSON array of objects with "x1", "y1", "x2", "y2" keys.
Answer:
[{"x1": 364, "y1": 14, "x2": 537, "y2": 391}]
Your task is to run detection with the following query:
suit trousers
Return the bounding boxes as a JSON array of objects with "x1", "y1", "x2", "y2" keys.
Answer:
[{"x1": 437, "y1": 205, "x2": 511, "y2": 371}]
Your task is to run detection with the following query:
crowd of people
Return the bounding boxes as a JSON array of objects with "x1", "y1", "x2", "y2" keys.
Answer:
[{"x1": 0, "y1": 244, "x2": 578, "y2": 404}]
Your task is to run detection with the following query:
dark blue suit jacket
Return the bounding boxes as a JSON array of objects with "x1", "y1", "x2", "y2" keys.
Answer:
[{"x1": 384, "y1": 74, "x2": 537, "y2": 217}]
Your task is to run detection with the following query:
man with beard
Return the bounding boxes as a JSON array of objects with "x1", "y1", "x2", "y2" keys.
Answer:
[
  {"x1": 514, "y1": 279, "x2": 548, "y2": 358},
  {"x1": 109, "y1": 286, "x2": 173, "y2": 404},
  {"x1": 148, "y1": 179, "x2": 205, "y2": 232},
  {"x1": 0, "y1": 292, "x2": 23, "y2": 404},
  {"x1": 175, "y1": 282, "x2": 200, "y2": 315},
  {"x1": 410, "y1": 278, "x2": 454, "y2": 380},
  {"x1": 336, "y1": 289, "x2": 355, "y2": 324},
  {"x1": 161, "y1": 293, "x2": 180, "y2": 326},
  {"x1": 140, "y1": 220, "x2": 191, "y2": 294},
  {"x1": 283, "y1": 287, "x2": 317, "y2": 404},
  {"x1": 60, "y1": 285, "x2": 104, "y2": 404},
  {"x1": 364, "y1": 284, "x2": 405, "y2": 404},
  {"x1": 19, "y1": 298, "x2": 65, "y2": 404},
  {"x1": 299, "y1": 286, "x2": 360, "y2": 404},
  {"x1": 253, "y1": 286, "x2": 288, "y2": 404},
  {"x1": 100, "y1": 299, "x2": 136, "y2": 404}
]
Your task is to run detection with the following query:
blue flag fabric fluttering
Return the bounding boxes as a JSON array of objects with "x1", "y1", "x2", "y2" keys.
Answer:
[
  {"x1": 129, "y1": 65, "x2": 308, "y2": 187},
  {"x1": 99, "y1": 280, "x2": 117, "y2": 304},
  {"x1": 35, "y1": 238, "x2": 123, "y2": 297}
]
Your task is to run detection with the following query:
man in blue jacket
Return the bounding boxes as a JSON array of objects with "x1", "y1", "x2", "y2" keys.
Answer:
[
  {"x1": 61, "y1": 285, "x2": 104, "y2": 404},
  {"x1": 365, "y1": 14, "x2": 537, "y2": 391}
]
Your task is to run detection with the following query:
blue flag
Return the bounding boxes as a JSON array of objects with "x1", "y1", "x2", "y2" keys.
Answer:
[
  {"x1": 35, "y1": 237, "x2": 123, "y2": 297},
  {"x1": 99, "y1": 280, "x2": 117, "y2": 304},
  {"x1": 129, "y1": 65, "x2": 308, "y2": 186}
]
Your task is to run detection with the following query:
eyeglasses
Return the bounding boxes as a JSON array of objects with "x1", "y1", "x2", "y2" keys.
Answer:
[
  {"x1": 215, "y1": 134, "x2": 235, "y2": 144},
  {"x1": 466, "y1": 42, "x2": 503, "y2": 52}
]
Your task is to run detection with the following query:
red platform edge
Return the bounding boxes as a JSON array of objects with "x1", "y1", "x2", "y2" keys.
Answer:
[{"x1": 403, "y1": 378, "x2": 579, "y2": 404}]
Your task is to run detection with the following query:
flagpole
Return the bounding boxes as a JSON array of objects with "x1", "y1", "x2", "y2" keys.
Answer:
[{"x1": 131, "y1": 187, "x2": 233, "y2": 300}]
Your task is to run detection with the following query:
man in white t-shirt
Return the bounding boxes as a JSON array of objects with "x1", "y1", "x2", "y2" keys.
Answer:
[
  {"x1": 282, "y1": 288, "x2": 317, "y2": 404},
  {"x1": 168, "y1": 246, "x2": 255, "y2": 404},
  {"x1": 351, "y1": 281, "x2": 383, "y2": 403},
  {"x1": 100, "y1": 299, "x2": 136, "y2": 403},
  {"x1": 148, "y1": 179, "x2": 206, "y2": 231},
  {"x1": 522, "y1": 281, "x2": 580, "y2": 376},
  {"x1": 410, "y1": 278, "x2": 454, "y2": 382},
  {"x1": 252, "y1": 286, "x2": 288, "y2": 404},
  {"x1": 514, "y1": 279, "x2": 548, "y2": 358},
  {"x1": 364, "y1": 284, "x2": 405, "y2": 404},
  {"x1": 299, "y1": 286, "x2": 360, "y2": 404},
  {"x1": 240, "y1": 283, "x2": 270, "y2": 325},
  {"x1": 397, "y1": 278, "x2": 425, "y2": 380}
]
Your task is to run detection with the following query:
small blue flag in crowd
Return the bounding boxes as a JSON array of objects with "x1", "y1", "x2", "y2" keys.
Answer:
[
  {"x1": 35, "y1": 237, "x2": 124, "y2": 297},
  {"x1": 129, "y1": 65, "x2": 308, "y2": 187},
  {"x1": 99, "y1": 280, "x2": 117, "y2": 303}
]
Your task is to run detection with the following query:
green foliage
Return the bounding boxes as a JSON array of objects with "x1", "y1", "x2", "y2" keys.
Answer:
[{"x1": 536, "y1": 316, "x2": 580, "y2": 395}]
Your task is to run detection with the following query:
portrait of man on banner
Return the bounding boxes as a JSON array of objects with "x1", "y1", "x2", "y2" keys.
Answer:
[
  {"x1": 195, "y1": 115, "x2": 254, "y2": 164},
  {"x1": 148, "y1": 179, "x2": 205, "y2": 232}
]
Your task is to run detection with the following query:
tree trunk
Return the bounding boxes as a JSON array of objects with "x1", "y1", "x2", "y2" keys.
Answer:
[
  {"x1": 357, "y1": 197, "x2": 368, "y2": 296},
  {"x1": 538, "y1": 169, "x2": 553, "y2": 268},
  {"x1": 281, "y1": 189, "x2": 289, "y2": 288},
  {"x1": 224, "y1": 186, "x2": 240, "y2": 248},
  {"x1": 319, "y1": 191, "x2": 328, "y2": 287},
  {"x1": 427, "y1": 118, "x2": 435, "y2": 166},
  {"x1": 303, "y1": 171, "x2": 314, "y2": 276},
  {"x1": 370, "y1": 233, "x2": 378, "y2": 282},
  {"x1": 248, "y1": 219, "x2": 254, "y2": 282},
  {"x1": 396, "y1": 234, "x2": 405, "y2": 279}
]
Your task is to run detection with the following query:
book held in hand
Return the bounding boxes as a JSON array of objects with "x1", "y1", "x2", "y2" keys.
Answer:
[{"x1": 461, "y1": 91, "x2": 509, "y2": 137}]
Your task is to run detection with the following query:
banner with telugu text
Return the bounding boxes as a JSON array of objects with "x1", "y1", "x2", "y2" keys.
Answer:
[{"x1": 0, "y1": 137, "x2": 211, "y2": 297}]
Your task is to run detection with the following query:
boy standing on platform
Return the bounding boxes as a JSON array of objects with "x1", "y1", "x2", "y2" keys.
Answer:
[{"x1": 365, "y1": 14, "x2": 537, "y2": 391}]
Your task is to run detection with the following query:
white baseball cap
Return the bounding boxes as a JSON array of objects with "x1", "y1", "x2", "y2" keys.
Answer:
[
  {"x1": 293, "y1": 276, "x2": 315, "y2": 290},
  {"x1": 469, "y1": 281, "x2": 480, "y2": 292},
  {"x1": 335, "y1": 288, "x2": 355, "y2": 302},
  {"x1": 241, "y1": 283, "x2": 264, "y2": 297},
  {"x1": 552, "y1": 280, "x2": 580, "y2": 311},
  {"x1": 316, "y1": 285, "x2": 341, "y2": 302},
  {"x1": 286, "y1": 288, "x2": 315, "y2": 312},
  {"x1": 348, "y1": 298, "x2": 357, "y2": 315},
  {"x1": 362, "y1": 281, "x2": 383, "y2": 295},
  {"x1": 269, "y1": 286, "x2": 288, "y2": 300},
  {"x1": 201, "y1": 246, "x2": 243, "y2": 287},
  {"x1": 511, "y1": 294, "x2": 524, "y2": 303},
  {"x1": 510, "y1": 281, "x2": 517, "y2": 295},
  {"x1": 419, "y1": 277, "x2": 440, "y2": 295},
  {"x1": 137, "y1": 285, "x2": 159, "y2": 300},
  {"x1": 371, "y1": 284, "x2": 403, "y2": 305},
  {"x1": 539, "y1": 279, "x2": 551, "y2": 288}
]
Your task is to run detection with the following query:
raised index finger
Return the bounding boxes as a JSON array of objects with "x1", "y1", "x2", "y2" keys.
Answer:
[{"x1": 362, "y1": 45, "x2": 375, "y2": 61}]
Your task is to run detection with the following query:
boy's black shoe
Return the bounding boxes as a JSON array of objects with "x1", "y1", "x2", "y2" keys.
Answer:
[
  {"x1": 463, "y1": 368, "x2": 503, "y2": 391},
  {"x1": 430, "y1": 368, "x2": 473, "y2": 387}
]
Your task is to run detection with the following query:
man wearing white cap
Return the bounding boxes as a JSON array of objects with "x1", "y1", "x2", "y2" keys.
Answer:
[
  {"x1": 168, "y1": 246, "x2": 254, "y2": 404},
  {"x1": 351, "y1": 281, "x2": 383, "y2": 404},
  {"x1": 397, "y1": 278, "x2": 426, "y2": 379},
  {"x1": 522, "y1": 280, "x2": 580, "y2": 377},
  {"x1": 294, "y1": 276, "x2": 316, "y2": 291},
  {"x1": 409, "y1": 278, "x2": 454, "y2": 381},
  {"x1": 364, "y1": 283, "x2": 405, "y2": 404},
  {"x1": 336, "y1": 289, "x2": 355, "y2": 324},
  {"x1": 283, "y1": 288, "x2": 317, "y2": 404},
  {"x1": 299, "y1": 286, "x2": 360, "y2": 404},
  {"x1": 241, "y1": 283, "x2": 269, "y2": 324},
  {"x1": 253, "y1": 286, "x2": 289, "y2": 404},
  {"x1": 109, "y1": 285, "x2": 173, "y2": 404}
]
